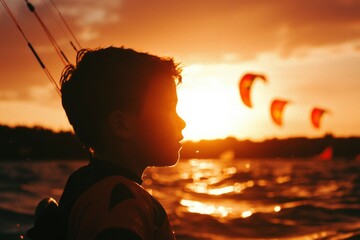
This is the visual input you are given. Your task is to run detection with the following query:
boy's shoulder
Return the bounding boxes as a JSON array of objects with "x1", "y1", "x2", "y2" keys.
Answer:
[
  {"x1": 66, "y1": 165, "x2": 174, "y2": 240},
  {"x1": 60, "y1": 159, "x2": 142, "y2": 205},
  {"x1": 28, "y1": 160, "x2": 175, "y2": 240}
]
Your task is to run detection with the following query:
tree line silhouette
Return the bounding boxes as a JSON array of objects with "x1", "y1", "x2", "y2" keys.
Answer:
[
  {"x1": 0, "y1": 125, "x2": 359, "y2": 161},
  {"x1": 0, "y1": 125, "x2": 87, "y2": 160},
  {"x1": 181, "y1": 135, "x2": 360, "y2": 160}
]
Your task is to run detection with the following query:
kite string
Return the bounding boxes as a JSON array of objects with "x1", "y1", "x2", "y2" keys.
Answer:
[
  {"x1": 42, "y1": 0, "x2": 75, "y2": 52},
  {"x1": 1, "y1": 0, "x2": 29, "y2": 42},
  {"x1": 28, "y1": 42, "x2": 61, "y2": 96},
  {"x1": 1, "y1": 0, "x2": 61, "y2": 96},
  {"x1": 49, "y1": 0, "x2": 81, "y2": 50},
  {"x1": 24, "y1": 0, "x2": 70, "y2": 65},
  {"x1": 43, "y1": 67, "x2": 61, "y2": 96},
  {"x1": 42, "y1": 0, "x2": 78, "y2": 52}
]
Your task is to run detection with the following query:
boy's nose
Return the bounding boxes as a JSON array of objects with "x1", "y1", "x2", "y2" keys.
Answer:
[{"x1": 178, "y1": 115, "x2": 186, "y2": 131}]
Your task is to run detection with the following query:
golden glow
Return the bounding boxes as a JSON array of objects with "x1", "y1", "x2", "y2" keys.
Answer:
[
  {"x1": 186, "y1": 184, "x2": 234, "y2": 195},
  {"x1": 257, "y1": 179, "x2": 267, "y2": 186},
  {"x1": 276, "y1": 175, "x2": 291, "y2": 184},
  {"x1": 184, "y1": 159, "x2": 261, "y2": 197},
  {"x1": 1, "y1": 3, "x2": 360, "y2": 142},
  {"x1": 176, "y1": 64, "x2": 265, "y2": 141},
  {"x1": 177, "y1": 87, "x2": 241, "y2": 141},
  {"x1": 185, "y1": 180, "x2": 258, "y2": 196},
  {"x1": 241, "y1": 210, "x2": 253, "y2": 218},
  {"x1": 180, "y1": 199, "x2": 232, "y2": 218},
  {"x1": 312, "y1": 232, "x2": 328, "y2": 239},
  {"x1": 190, "y1": 159, "x2": 215, "y2": 169},
  {"x1": 223, "y1": 167, "x2": 237, "y2": 175},
  {"x1": 168, "y1": 159, "x2": 295, "y2": 220},
  {"x1": 1, "y1": 51, "x2": 359, "y2": 140},
  {"x1": 274, "y1": 205, "x2": 281, "y2": 212},
  {"x1": 175, "y1": 50, "x2": 360, "y2": 140},
  {"x1": 186, "y1": 159, "x2": 240, "y2": 195},
  {"x1": 207, "y1": 186, "x2": 234, "y2": 195}
]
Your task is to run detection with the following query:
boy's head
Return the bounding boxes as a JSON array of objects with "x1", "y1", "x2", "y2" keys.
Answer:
[{"x1": 60, "y1": 47, "x2": 185, "y2": 167}]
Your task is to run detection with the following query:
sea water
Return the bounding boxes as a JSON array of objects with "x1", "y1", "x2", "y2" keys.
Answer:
[{"x1": 0, "y1": 157, "x2": 359, "y2": 240}]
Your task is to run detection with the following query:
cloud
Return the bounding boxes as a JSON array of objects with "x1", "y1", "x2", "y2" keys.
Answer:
[
  {"x1": 58, "y1": 0, "x2": 121, "y2": 26},
  {"x1": 37, "y1": 0, "x2": 356, "y2": 65},
  {"x1": 0, "y1": 91, "x2": 22, "y2": 101},
  {"x1": 1, "y1": 0, "x2": 360, "y2": 100},
  {"x1": 3, "y1": 0, "x2": 360, "y2": 61}
]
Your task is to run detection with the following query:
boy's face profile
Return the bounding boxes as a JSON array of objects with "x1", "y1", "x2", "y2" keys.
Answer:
[
  {"x1": 130, "y1": 77, "x2": 186, "y2": 168},
  {"x1": 60, "y1": 47, "x2": 185, "y2": 170}
]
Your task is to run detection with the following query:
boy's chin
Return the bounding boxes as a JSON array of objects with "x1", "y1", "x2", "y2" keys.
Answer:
[
  {"x1": 166, "y1": 158, "x2": 180, "y2": 167},
  {"x1": 155, "y1": 158, "x2": 179, "y2": 167},
  {"x1": 151, "y1": 152, "x2": 180, "y2": 167}
]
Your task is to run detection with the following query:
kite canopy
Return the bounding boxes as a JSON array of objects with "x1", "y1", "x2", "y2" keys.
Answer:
[
  {"x1": 311, "y1": 108, "x2": 327, "y2": 129},
  {"x1": 239, "y1": 73, "x2": 266, "y2": 108},
  {"x1": 317, "y1": 146, "x2": 333, "y2": 161},
  {"x1": 270, "y1": 99, "x2": 289, "y2": 126}
]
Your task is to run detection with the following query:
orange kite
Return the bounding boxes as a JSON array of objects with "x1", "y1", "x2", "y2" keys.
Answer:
[
  {"x1": 270, "y1": 99, "x2": 289, "y2": 126},
  {"x1": 311, "y1": 107, "x2": 328, "y2": 129},
  {"x1": 239, "y1": 73, "x2": 267, "y2": 108}
]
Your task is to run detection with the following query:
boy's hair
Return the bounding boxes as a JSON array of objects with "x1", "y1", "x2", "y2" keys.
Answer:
[{"x1": 60, "y1": 46, "x2": 182, "y2": 151}]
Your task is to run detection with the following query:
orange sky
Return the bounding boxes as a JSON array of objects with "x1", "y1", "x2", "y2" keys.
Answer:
[{"x1": 1, "y1": 0, "x2": 360, "y2": 141}]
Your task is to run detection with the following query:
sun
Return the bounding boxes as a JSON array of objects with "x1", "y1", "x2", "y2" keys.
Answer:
[
  {"x1": 177, "y1": 83, "x2": 246, "y2": 141},
  {"x1": 175, "y1": 63, "x2": 274, "y2": 141}
]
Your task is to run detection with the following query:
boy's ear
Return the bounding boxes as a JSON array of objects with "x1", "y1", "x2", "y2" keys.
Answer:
[{"x1": 108, "y1": 110, "x2": 134, "y2": 138}]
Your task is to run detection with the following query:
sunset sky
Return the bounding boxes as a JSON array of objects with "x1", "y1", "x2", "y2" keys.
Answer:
[{"x1": 1, "y1": 0, "x2": 360, "y2": 141}]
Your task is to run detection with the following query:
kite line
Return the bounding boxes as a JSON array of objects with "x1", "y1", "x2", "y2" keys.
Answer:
[
  {"x1": 1, "y1": 0, "x2": 61, "y2": 95},
  {"x1": 24, "y1": 0, "x2": 70, "y2": 65},
  {"x1": 48, "y1": 0, "x2": 81, "y2": 51},
  {"x1": 42, "y1": 0, "x2": 77, "y2": 52}
]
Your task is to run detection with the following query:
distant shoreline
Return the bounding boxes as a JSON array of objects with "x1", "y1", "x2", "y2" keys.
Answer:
[{"x1": 1, "y1": 125, "x2": 359, "y2": 160}]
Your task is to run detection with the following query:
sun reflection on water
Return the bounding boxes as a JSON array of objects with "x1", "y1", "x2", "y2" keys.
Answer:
[
  {"x1": 274, "y1": 205, "x2": 281, "y2": 212},
  {"x1": 177, "y1": 158, "x2": 287, "y2": 220},
  {"x1": 180, "y1": 199, "x2": 233, "y2": 218},
  {"x1": 185, "y1": 180, "x2": 258, "y2": 195},
  {"x1": 241, "y1": 210, "x2": 253, "y2": 218},
  {"x1": 142, "y1": 157, "x2": 360, "y2": 239},
  {"x1": 276, "y1": 175, "x2": 291, "y2": 184}
]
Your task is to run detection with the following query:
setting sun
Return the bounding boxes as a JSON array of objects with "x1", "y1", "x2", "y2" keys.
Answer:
[
  {"x1": 177, "y1": 64, "x2": 266, "y2": 141},
  {"x1": 177, "y1": 82, "x2": 241, "y2": 141},
  {"x1": 176, "y1": 63, "x2": 278, "y2": 141}
]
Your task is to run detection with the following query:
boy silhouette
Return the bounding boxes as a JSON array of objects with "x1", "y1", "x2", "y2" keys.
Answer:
[{"x1": 27, "y1": 47, "x2": 186, "y2": 240}]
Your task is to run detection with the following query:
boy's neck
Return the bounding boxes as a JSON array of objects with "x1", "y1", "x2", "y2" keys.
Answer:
[{"x1": 92, "y1": 150, "x2": 146, "y2": 180}]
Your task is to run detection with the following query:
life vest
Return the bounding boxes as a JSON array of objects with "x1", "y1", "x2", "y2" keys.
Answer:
[
  {"x1": 68, "y1": 175, "x2": 175, "y2": 240},
  {"x1": 27, "y1": 159, "x2": 176, "y2": 240}
]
